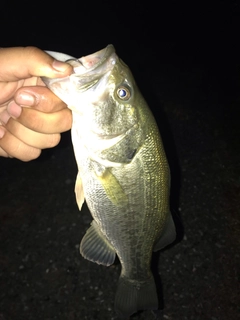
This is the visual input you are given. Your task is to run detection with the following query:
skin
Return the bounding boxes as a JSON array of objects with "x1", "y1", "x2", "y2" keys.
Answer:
[{"x1": 0, "y1": 46, "x2": 73, "y2": 161}]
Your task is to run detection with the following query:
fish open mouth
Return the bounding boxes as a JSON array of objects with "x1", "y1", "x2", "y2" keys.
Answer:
[
  {"x1": 42, "y1": 45, "x2": 118, "y2": 105},
  {"x1": 66, "y1": 45, "x2": 117, "y2": 75}
]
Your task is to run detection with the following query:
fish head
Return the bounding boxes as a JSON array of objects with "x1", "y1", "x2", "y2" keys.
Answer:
[{"x1": 42, "y1": 45, "x2": 140, "y2": 138}]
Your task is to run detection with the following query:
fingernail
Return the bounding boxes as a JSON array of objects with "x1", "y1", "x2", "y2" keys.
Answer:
[
  {"x1": 15, "y1": 91, "x2": 36, "y2": 106},
  {"x1": 52, "y1": 60, "x2": 71, "y2": 73},
  {"x1": 0, "y1": 126, "x2": 5, "y2": 138},
  {"x1": 7, "y1": 101, "x2": 22, "y2": 118}
]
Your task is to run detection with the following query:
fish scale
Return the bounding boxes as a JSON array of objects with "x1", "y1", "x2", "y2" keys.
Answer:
[{"x1": 42, "y1": 44, "x2": 176, "y2": 318}]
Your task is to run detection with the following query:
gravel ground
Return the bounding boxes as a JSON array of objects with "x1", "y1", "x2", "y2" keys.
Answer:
[{"x1": 0, "y1": 3, "x2": 240, "y2": 320}]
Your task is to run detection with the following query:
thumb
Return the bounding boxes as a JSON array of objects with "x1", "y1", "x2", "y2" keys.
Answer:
[{"x1": 0, "y1": 46, "x2": 73, "y2": 82}]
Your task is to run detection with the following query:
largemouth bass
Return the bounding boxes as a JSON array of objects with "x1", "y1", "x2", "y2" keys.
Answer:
[{"x1": 42, "y1": 45, "x2": 176, "y2": 317}]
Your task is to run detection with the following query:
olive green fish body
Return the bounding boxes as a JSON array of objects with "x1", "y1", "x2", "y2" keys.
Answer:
[{"x1": 42, "y1": 45, "x2": 176, "y2": 317}]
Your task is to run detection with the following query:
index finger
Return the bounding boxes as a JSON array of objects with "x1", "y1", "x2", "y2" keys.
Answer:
[{"x1": 0, "y1": 46, "x2": 73, "y2": 81}]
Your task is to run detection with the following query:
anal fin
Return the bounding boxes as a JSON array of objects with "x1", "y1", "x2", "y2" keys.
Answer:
[{"x1": 80, "y1": 220, "x2": 116, "y2": 266}]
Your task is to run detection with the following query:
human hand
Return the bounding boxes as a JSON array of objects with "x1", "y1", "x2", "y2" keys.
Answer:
[{"x1": 0, "y1": 46, "x2": 73, "y2": 161}]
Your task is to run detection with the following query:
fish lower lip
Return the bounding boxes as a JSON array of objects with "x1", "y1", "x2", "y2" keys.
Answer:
[
  {"x1": 91, "y1": 124, "x2": 137, "y2": 140},
  {"x1": 93, "y1": 132, "x2": 124, "y2": 139}
]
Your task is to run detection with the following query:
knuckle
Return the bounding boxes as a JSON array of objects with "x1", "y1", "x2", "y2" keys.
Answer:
[
  {"x1": 24, "y1": 46, "x2": 41, "y2": 57},
  {"x1": 22, "y1": 149, "x2": 41, "y2": 162},
  {"x1": 46, "y1": 133, "x2": 61, "y2": 148}
]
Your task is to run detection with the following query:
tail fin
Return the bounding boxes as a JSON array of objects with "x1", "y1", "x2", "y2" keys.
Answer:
[{"x1": 114, "y1": 275, "x2": 158, "y2": 318}]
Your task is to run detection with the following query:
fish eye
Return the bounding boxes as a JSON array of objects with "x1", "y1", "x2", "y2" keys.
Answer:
[{"x1": 116, "y1": 86, "x2": 131, "y2": 100}]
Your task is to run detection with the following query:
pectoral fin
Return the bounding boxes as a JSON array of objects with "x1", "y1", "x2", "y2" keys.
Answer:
[
  {"x1": 91, "y1": 161, "x2": 128, "y2": 207},
  {"x1": 75, "y1": 172, "x2": 85, "y2": 210},
  {"x1": 97, "y1": 168, "x2": 128, "y2": 206},
  {"x1": 80, "y1": 220, "x2": 116, "y2": 266},
  {"x1": 153, "y1": 213, "x2": 176, "y2": 251}
]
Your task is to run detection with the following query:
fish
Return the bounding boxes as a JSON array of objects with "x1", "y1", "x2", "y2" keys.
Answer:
[{"x1": 42, "y1": 45, "x2": 176, "y2": 318}]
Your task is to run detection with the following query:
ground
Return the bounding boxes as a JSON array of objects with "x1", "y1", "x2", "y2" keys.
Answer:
[{"x1": 0, "y1": 3, "x2": 240, "y2": 320}]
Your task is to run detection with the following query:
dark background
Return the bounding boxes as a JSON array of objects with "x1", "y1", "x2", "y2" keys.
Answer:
[{"x1": 0, "y1": 1, "x2": 239, "y2": 319}]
